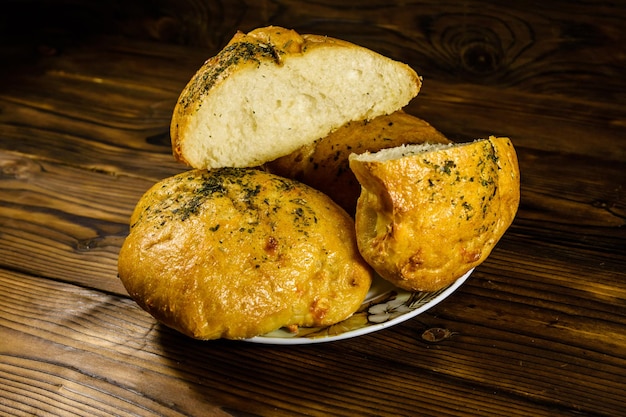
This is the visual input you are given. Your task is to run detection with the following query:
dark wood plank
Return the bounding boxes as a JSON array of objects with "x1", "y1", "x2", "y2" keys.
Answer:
[
  {"x1": 1, "y1": 1, "x2": 625, "y2": 416},
  {"x1": 125, "y1": 0, "x2": 626, "y2": 105},
  {"x1": 4, "y1": 1, "x2": 625, "y2": 105},
  {"x1": 0, "y1": 144, "x2": 623, "y2": 415},
  {"x1": 301, "y1": 0, "x2": 626, "y2": 102},
  {"x1": 0, "y1": 43, "x2": 190, "y2": 180},
  {"x1": 2, "y1": 268, "x2": 612, "y2": 416},
  {"x1": 0, "y1": 151, "x2": 158, "y2": 294},
  {"x1": 407, "y1": 79, "x2": 626, "y2": 161}
]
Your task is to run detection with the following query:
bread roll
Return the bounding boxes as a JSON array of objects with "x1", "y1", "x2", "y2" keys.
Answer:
[
  {"x1": 171, "y1": 26, "x2": 421, "y2": 170},
  {"x1": 349, "y1": 137, "x2": 520, "y2": 292},
  {"x1": 266, "y1": 111, "x2": 450, "y2": 215},
  {"x1": 118, "y1": 168, "x2": 372, "y2": 340}
]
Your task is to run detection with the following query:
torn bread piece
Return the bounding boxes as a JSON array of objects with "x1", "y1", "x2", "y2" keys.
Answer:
[{"x1": 349, "y1": 136, "x2": 520, "y2": 291}]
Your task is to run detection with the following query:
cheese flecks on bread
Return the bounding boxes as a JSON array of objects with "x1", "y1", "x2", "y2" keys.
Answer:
[
  {"x1": 266, "y1": 111, "x2": 450, "y2": 215},
  {"x1": 117, "y1": 168, "x2": 372, "y2": 340},
  {"x1": 171, "y1": 26, "x2": 421, "y2": 169},
  {"x1": 349, "y1": 136, "x2": 520, "y2": 292}
]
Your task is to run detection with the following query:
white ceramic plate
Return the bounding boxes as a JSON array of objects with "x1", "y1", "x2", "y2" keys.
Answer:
[{"x1": 245, "y1": 268, "x2": 473, "y2": 345}]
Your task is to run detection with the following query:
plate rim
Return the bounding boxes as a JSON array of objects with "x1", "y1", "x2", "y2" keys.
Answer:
[{"x1": 244, "y1": 268, "x2": 473, "y2": 345}]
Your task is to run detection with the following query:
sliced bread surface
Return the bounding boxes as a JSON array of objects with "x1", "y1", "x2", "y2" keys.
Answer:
[{"x1": 171, "y1": 26, "x2": 421, "y2": 169}]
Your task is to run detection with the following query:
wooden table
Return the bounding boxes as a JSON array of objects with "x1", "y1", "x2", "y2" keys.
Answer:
[{"x1": 1, "y1": 1, "x2": 625, "y2": 416}]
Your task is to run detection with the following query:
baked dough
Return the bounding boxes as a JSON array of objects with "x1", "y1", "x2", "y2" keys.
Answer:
[
  {"x1": 171, "y1": 26, "x2": 420, "y2": 169},
  {"x1": 118, "y1": 168, "x2": 372, "y2": 340},
  {"x1": 349, "y1": 137, "x2": 520, "y2": 291},
  {"x1": 266, "y1": 111, "x2": 450, "y2": 215}
]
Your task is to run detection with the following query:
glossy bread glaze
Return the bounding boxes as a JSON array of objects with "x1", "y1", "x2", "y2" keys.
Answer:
[
  {"x1": 350, "y1": 137, "x2": 520, "y2": 291},
  {"x1": 118, "y1": 168, "x2": 372, "y2": 339}
]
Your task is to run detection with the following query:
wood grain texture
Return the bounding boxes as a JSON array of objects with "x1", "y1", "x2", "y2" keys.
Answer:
[
  {"x1": 3, "y1": 0, "x2": 625, "y2": 105},
  {"x1": 1, "y1": 1, "x2": 625, "y2": 416},
  {"x1": 128, "y1": 0, "x2": 626, "y2": 104},
  {"x1": 4, "y1": 268, "x2": 620, "y2": 417}
]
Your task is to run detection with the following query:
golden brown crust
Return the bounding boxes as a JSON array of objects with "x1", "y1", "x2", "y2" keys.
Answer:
[
  {"x1": 266, "y1": 111, "x2": 450, "y2": 215},
  {"x1": 118, "y1": 168, "x2": 372, "y2": 340},
  {"x1": 349, "y1": 137, "x2": 520, "y2": 292}
]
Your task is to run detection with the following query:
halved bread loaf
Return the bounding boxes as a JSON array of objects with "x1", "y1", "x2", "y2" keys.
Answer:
[
  {"x1": 171, "y1": 26, "x2": 421, "y2": 169},
  {"x1": 349, "y1": 136, "x2": 520, "y2": 292}
]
